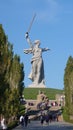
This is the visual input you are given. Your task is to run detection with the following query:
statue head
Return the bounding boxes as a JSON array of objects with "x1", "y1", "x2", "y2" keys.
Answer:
[{"x1": 34, "y1": 40, "x2": 40, "y2": 45}]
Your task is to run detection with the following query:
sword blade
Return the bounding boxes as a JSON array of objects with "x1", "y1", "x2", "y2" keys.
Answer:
[{"x1": 27, "y1": 13, "x2": 36, "y2": 33}]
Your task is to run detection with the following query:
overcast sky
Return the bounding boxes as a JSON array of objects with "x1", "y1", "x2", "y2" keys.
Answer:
[{"x1": 0, "y1": 0, "x2": 73, "y2": 89}]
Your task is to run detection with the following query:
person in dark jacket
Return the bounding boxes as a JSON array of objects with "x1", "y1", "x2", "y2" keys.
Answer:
[{"x1": 24, "y1": 114, "x2": 28, "y2": 127}]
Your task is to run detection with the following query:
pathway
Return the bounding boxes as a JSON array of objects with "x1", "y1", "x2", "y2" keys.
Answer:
[{"x1": 12, "y1": 120, "x2": 73, "y2": 130}]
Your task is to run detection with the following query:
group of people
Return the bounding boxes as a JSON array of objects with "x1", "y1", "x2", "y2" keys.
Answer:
[
  {"x1": 40, "y1": 111, "x2": 59, "y2": 125},
  {"x1": 19, "y1": 114, "x2": 28, "y2": 128},
  {"x1": 40, "y1": 113, "x2": 49, "y2": 125}
]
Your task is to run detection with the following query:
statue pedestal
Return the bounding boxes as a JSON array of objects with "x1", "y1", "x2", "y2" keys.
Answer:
[{"x1": 28, "y1": 82, "x2": 46, "y2": 88}]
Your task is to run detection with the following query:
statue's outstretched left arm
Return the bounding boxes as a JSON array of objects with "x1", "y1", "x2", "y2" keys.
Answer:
[{"x1": 42, "y1": 48, "x2": 50, "y2": 52}]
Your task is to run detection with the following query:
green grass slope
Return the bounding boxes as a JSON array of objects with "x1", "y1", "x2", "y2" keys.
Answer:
[{"x1": 24, "y1": 88, "x2": 63, "y2": 100}]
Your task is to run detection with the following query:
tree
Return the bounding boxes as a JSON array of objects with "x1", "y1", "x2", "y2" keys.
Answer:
[
  {"x1": 9, "y1": 54, "x2": 24, "y2": 95},
  {"x1": 0, "y1": 24, "x2": 25, "y2": 119},
  {"x1": 64, "y1": 56, "x2": 73, "y2": 117},
  {"x1": 0, "y1": 24, "x2": 9, "y2": 113}
]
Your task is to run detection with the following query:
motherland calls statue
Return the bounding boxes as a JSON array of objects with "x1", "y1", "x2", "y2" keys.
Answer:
[{"x1": 24, "y1": 32, "x2": 50, "y2": 88}]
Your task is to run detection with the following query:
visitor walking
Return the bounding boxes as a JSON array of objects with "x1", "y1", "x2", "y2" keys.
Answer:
[
  {"x1": 1, "y1": 116, "x2": 7, "y2": 130},
  {"x1": 24, "y1": 114, "x2": 28, "y2": 127},
  {"x1": 19, "y1": 115, "x2": 24, "y2": 128},
  {"x1": 40, "y1": 113, "x2": 45, "y2": 125}
]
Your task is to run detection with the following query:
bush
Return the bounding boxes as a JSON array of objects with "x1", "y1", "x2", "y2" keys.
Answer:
[
  {"x1": 63, "y1": 107, "x2": 69, "y2": 121},
  {"x1": 7, "y1": 120, "x2": 18, "y2": 130},
  {"x1": 17, "y1": 105, "x2": 25, "y2": 119},
  {"x1": 62, "y1": 107, "x2": 73, "y2": 123}
]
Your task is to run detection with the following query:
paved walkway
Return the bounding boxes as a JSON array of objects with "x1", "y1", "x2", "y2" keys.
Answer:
[{"x1": 12, "y1": 120, "x2": 73, "y2": 130}]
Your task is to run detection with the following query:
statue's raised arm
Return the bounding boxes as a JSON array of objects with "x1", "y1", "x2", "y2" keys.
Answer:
[
  {"x1": 25, "y1": 32, "x2": 33, "y2": 48},
  {"x1": 24, "y1": 32, "x2": 33, "y2": 54}
]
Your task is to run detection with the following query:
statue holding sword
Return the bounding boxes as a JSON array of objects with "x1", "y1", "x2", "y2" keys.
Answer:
[{"x1": 24, "y1": 14, "x2": 50, "y2": 88}]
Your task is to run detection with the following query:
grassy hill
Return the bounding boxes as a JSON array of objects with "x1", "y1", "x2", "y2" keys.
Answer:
[{"x1": 24, "y1": 88, "x2": 63, "y2": 100}]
